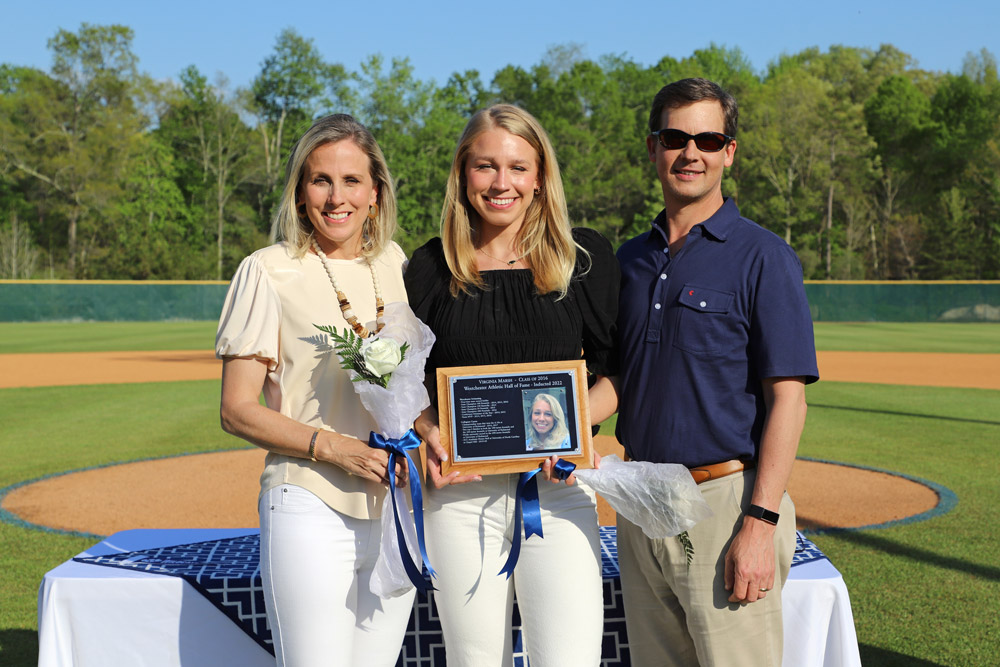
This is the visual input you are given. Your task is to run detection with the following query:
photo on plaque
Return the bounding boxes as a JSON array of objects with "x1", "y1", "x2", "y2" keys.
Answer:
[
  {"x1": 436, "y1": 360, "x2": 593, "y2": 476},
  {"x1": 523, "y1": 389, "x2": 571, "y2": 452}
]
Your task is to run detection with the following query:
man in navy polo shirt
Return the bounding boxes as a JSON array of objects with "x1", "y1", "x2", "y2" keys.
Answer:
[{"x1": 614, "y1": 78, "x2": 819, "y2": 666}]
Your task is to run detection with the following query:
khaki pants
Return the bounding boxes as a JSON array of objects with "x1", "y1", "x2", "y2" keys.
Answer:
[{"x1": 617, "y1": 470, "x2": 796, "y2": 667}]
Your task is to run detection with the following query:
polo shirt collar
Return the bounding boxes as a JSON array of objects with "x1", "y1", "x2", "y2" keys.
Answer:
[{"x1": 649, "y1": 198, "x2": 741, "y2": 245}]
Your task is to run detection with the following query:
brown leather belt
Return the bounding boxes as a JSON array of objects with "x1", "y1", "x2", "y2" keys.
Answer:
[
  {"x1": 688, "y1": 459, "x2": 755, "y2": 484},
  {"x1": 622, "y1": 453, "x2": 755, "y2": 484}
]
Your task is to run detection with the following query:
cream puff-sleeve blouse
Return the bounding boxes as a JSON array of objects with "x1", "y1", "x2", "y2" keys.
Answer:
[{"x1": 215, "y1": 241, "x2": 408, "y2": 520}]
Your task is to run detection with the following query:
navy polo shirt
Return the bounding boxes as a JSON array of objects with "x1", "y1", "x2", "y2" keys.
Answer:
[{"x1": 615, "y1": 199, "x2": 819, "y2": 468}]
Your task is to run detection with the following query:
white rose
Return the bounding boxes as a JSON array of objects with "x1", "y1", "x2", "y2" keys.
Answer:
[{"x1": 362, "y1": 338, "x2": 402, "y2": 376}]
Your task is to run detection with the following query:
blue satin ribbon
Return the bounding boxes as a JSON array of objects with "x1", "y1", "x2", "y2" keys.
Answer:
[
  {"x1": 498, "y1": 458, "x2": 578, "y2": 579},
  {"x1": 553, "y1": 458, "x2": 577, "y2": 481},
  {"x1": 368, "y1": 429, "x2": 436, "y2": 593}
]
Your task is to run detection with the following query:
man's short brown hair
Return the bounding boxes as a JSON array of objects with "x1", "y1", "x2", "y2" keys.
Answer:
[{"x1": 648, "y1": 78, "x2": 738, "y2": 138}]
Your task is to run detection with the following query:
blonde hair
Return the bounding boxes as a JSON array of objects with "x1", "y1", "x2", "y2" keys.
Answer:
[
  {"x1": 270, "y1": 114, "x2": 397, "y2": 259},
  {"x1": 527, "y1": 393, "x2": 571, "y2": 448},
  {"x1": 440, "y1": 104, "x2": 584, "y2": 298}
]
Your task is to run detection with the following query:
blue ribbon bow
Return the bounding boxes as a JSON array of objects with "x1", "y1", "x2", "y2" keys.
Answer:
[
  {"x1": 498, "y1": 458, "x2": 578, "y2": 579},
  {"x1": 368, "y1": 429, "x2": 436, "y2": 593}
]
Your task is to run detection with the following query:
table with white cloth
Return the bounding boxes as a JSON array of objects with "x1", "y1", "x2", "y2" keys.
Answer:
[{"x1": 38, "y1": 527, "x2": 861, "y2": 667}]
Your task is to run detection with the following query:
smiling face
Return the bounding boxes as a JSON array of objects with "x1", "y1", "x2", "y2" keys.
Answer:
[
  {"x1": 531, "y1": 398, "x2": 555, "y2": 436},
  {"x1": 647, "y1": 99, "x2": 736, "y2": 219},
  {"x1": 298, "y1": 139, "x2": 378, "y2": 259},
  {"x1": 464, "y1": 127, "x2": 540, "y2": 236}
]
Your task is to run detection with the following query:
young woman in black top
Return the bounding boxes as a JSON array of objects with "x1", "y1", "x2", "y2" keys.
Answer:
[{"x1": 407, "y1": 104, "x2": 619, "y2": 666}]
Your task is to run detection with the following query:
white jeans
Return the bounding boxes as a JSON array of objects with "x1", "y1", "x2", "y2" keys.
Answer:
[
  {"x1": 258, "y1": 484, "x2": 416, "y2": 667},
  {"x1": 425, "y1": 475, "x2": 604, "y2": 667}
]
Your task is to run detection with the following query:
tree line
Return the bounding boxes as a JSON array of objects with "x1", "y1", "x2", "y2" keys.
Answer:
[{"x1": 1, "y1": 24, "x2": 998, "y2": 281}]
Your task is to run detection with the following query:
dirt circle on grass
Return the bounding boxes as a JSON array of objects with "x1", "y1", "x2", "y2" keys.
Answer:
[
  {"x1": 2, "y1": 441, "x2": 943, "y2": 537},
  {"x1": 4, "y1": 349, "x2": 984, "y2": 536}
]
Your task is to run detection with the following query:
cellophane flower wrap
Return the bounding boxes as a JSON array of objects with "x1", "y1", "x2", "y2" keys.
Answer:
[
  {"x1": 351, "y1": 304, "x2": 434, "y2": 439},
  {"x1": 575, "y1": 455, "x2": 713, "y2": 538},
  {"x1": 338, "y1": 301, "x2": 436, "y2": 598}
]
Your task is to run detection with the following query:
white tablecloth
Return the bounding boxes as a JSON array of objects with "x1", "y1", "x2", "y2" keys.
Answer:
[
  {"x1": 38, "y1": 528, "x2": 860, "y2": 667},
  {"x1": 38, "y1": 530, "x2": 272, "y2": 667},
  {"x1": 784, "y1": 556, "x2": 862, "y2": 667}
]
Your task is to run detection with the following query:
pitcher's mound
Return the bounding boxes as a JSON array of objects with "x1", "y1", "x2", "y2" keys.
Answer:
[{"x1": 2, "y1": 440, "x2": 942, "y2": 537}]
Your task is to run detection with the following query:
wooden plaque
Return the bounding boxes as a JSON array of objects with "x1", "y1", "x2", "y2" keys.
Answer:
[{"x1": 436, "y1": 360, "x2": 594, "y2": 476}]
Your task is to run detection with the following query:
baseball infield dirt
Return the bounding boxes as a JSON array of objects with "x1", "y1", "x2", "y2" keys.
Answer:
[{"x1": 5, "y1": 350, "x2": 1000, "y2": 389}]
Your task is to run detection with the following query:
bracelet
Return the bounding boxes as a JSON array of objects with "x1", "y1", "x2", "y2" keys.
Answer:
[
  {"x1": 746, "y1": 504, "x2": 779, "y2": 525},
  {"x1": 308, "y1": 428, "x2": 322, "y2": 462}
]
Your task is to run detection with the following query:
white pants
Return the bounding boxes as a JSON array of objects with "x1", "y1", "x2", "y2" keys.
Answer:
[
  {"x1": 425, "y1": 475, "x2": 604, "y2": 667},
  {"x1": 258, "y1": 484, "x2": 416, "y2": 667}
]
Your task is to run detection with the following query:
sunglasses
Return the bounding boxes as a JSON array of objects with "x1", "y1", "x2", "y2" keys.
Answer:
[{"x1": 650, "y1": 129, "x2": 733, "y2": 152}]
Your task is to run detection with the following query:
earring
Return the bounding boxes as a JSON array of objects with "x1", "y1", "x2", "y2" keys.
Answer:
[
  {"x1": 534, "y1": 186, "x2": 541, "y2": 195},
  {"x1": 367, "y1": 203, "x2": 379, "y2": 222},
  {"x1": 361, "y1": 217, "x2": 375, "y2": 250}
]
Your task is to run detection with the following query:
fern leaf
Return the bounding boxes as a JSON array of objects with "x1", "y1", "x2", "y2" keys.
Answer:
[{"x1": 678, "y1": 531, "x2": 694, "y2": 568}]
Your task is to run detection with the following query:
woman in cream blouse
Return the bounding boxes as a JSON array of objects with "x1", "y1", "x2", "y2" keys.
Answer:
[{"x1": 216, "y1": 114, "x2": 413, "y2": 667}]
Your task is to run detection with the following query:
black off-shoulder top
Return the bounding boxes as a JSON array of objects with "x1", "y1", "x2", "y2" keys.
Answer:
[{"x1": 405, "y1": 227, "x2": 620, "y2": 395}]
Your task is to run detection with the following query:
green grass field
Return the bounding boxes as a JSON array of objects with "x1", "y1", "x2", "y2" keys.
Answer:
[
  {"x1": 4, "y1": 320, "x2": 999, "y2": 355},
  {"x1": 0, "y1": 321, "x2": 216, "y2": 353},
  {"x1": 1, "y1": 322, "x2": 998, "y2": 665}
]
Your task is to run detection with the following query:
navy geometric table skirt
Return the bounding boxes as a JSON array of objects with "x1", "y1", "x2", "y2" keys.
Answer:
[{"x1": 76, "y1": 527, "x2": 825, "y2": 665}]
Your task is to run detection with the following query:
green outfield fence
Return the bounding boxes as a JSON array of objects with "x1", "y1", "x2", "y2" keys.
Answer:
[
  {"x1": 803, "y1": 281, "x2": 1000, "y2": 322},
  {"x1": 1, "y1": 280, "x2": 999, "y2": 323},
  {"x1": 0, "y1": 280, "x2": 229, "y2": 322}
]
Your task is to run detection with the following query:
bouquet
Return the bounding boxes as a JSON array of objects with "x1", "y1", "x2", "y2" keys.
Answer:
[
  {"x1": 315, "y1": 301, "x2": 437, "y2": 598},
  {"x1": 315, "y1": 327, "x2": 411, "y2": 390},
  {"x1": 574, "y1": 455, "x2": 712, "y2": 562}
]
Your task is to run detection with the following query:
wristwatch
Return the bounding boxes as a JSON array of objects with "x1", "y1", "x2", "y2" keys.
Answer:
[{"x1": 746, "y1": 504, "x2": 779, "y2": 525}]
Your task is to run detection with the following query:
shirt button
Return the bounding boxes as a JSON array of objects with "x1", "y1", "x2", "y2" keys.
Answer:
[
  {"x1": 654, "y1": 304, "x2": 661, "y2": 310},
  {"x1": 662, "y1": 248, "x2": 669, "y2": 254},
  {"x1": 660, "y1": 273, "x2": 667, "y2": 280},
  {"x1": 700, "y1": 301, "x2": 707, "y2": 308}
]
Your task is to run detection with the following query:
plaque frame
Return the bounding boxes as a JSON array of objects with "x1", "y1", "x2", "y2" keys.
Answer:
[{"x1": 436, "y1": 360, "x2": 594, "y2": 476}]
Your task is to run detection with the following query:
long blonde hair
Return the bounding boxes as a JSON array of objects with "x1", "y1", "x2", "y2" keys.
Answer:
[
  {"x1": 440, "y1": 104, "x2": 583, "y2": 298},
  {"x1": 527, "y1": 393, "x2": 571, "y2": 448},
  {"x1": 270, "y1": 114, "x2": 397, "y2": 259}
]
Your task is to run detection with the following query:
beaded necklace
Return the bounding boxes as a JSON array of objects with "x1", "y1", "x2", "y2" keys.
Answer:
[{"x1": 311, "y1": 237, "x2": 384, "y2": 338}]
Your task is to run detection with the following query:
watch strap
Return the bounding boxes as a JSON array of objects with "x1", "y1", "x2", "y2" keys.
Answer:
[{"x1": 747, "y1": 503, "x2": 779, "y2": 525}]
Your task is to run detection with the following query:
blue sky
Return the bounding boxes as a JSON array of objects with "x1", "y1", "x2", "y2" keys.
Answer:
[{"x1": 3, "y1": 0, "x2": 997, "y2": 89}]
